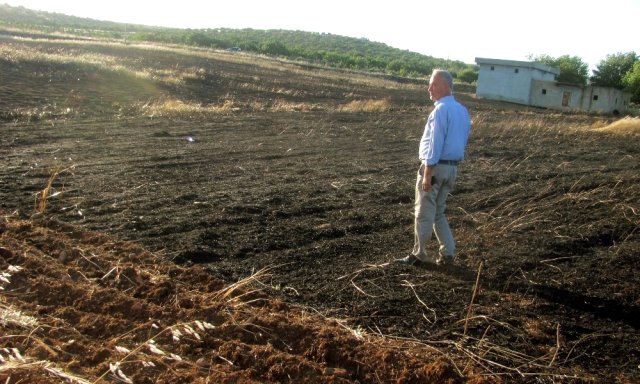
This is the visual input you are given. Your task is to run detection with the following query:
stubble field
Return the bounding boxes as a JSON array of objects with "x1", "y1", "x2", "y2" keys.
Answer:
[{"x1": 1, "y1": 31, "x2": 639, "y2": 383}]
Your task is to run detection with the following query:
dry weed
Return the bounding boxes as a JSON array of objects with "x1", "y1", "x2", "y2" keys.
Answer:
[{"x1": 33, "y1": 165, "x2": 75, "y2": 214}]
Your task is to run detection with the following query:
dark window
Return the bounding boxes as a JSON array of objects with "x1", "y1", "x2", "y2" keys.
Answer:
[
  {"x1": 514, "y1": 68, "x2": 519, "y2": 73},
  {"x1": 491, "y1": 66, "x2": 495, "y2": 71},
  {"x1": 593, "y1": 95, "x2": 598, "y2": 101},
  {"x1": 542, "y1": 89, "x2": 547, "y2": 95}
]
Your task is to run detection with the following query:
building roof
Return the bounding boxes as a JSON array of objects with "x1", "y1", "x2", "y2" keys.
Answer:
[{"x1": 475, "y1": 57, "x2": 561, "y2": 75}]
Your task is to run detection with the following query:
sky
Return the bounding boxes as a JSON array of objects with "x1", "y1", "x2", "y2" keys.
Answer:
[{"x1": 3, "y1": 0, "x2": 639, "y2": 71}]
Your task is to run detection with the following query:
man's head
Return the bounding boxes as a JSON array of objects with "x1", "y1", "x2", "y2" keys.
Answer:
[{"x1": 428, "y1": 69, "x2": 453, "y2": 101}]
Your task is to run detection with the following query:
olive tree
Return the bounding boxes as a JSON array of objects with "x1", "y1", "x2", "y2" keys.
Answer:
[
  {"x1": 529, "y1": 54, "x2": 589, "y2": 85},
  {"x1": 623, "y1": 61, "x2": 640, "y2": 103},
  {"x1": 590, "y1": 52, "x2": 638, "y2": 89}
]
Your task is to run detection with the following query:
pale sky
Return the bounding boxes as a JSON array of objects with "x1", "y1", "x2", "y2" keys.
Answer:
[{"x1": 3, "y1": 0, "x2": 639, "y2": 71}]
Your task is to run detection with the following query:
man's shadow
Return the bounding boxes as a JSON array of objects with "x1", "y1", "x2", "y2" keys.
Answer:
[{"x1": 405, "y1": 261, "x2": 640, "y2": 330}]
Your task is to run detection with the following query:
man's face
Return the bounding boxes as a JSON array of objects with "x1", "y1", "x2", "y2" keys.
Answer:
[{"x1": 428, "y1": 74, "x2": 448, "y2": 101}]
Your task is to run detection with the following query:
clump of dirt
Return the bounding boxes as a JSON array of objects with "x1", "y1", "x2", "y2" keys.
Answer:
[{"x1": 0, "y1": 214, "x2": 472, "y2": 383}]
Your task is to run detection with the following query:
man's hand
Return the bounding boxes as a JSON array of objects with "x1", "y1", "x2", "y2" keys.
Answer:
[
  {"x1": 421, "y1": 176, "x2": 432, "y2": 192},
  {"x1": 422, "y1": 166, "x2": 435, "y2": 192}
]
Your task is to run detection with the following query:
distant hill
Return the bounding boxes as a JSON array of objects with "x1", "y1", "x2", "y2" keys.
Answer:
[
  {"x1": 0, "y1": 3, "x2": 153, "y2": 33},
  {"x1": 0, "y1": 4, "x2": 476, "y2": 79}
]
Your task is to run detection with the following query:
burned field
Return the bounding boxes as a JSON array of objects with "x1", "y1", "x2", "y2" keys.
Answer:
[{"x1": 1, "y1": 33, "x2": 639, "y2": 383}]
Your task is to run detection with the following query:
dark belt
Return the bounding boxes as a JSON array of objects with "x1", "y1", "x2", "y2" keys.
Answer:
[{"x1": 438, "y1": 159, "x2": 459, "y2": 165}]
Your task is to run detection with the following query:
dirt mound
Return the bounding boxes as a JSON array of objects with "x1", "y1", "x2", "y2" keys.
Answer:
[{"x1": 0, "y1": 214, "x2": 469, "y2": 383}]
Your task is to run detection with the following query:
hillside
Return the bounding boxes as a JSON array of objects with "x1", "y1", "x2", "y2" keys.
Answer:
[
  {"x1": 0, "y1": 3, "x2": 154, "y2": 34},
  {"x1": 0, "y1": 3, "x2": 474, "y2": 78}
]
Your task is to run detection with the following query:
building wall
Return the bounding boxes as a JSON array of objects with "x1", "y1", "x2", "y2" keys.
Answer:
[
  {"x1": 475, "y1": 58, "x2": 559, "y2": 105},
  {"x1": 531, "y1": 80, "x2": 631, "y2": 114},
  {"x1": 476, "y1": 58, "x2": 631, "y2": 114},
  {"x1": 586, "y1": 86, "x2": 632, "y2": 114},
  {"x1": 530, "y1": 80, "x2": 584, "y2": 110},
  {"x1": 476, "y1": 64, "x2": 533, "y2": 104}
]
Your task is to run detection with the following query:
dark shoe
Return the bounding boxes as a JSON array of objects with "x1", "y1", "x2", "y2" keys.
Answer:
[
  {"x1": 394, "y1": 255, "x2": 424, "y2": 266},
  {"x1": 436, "y1": 256, "x2": 454, "y2": 266}
]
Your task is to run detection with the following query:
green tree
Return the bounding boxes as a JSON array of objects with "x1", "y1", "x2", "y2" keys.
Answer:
[
  {"x1": 186, "y1": 31, "x2": 222, "y2": 48},
  {"x1": 531, "y1": 54, "x2": 589, "y2": 85},
  {"x1": 590, "y1": 52, "x2": 638, "y2": 89},
  {"x1": 622, "y1": 61, "x2": 640, "y2": 103},
  {"x1": 457, "y1": 68, "x2": 478, "y2": 84},
  {"x1": 260, "y1": 39, "x2": 289, "y2": 56},
  {"x1": 386, "y1": 59, "x2": 406, "y2": 74}
]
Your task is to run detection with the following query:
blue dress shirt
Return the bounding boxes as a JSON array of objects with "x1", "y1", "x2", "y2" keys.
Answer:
[{"x1": 419, "y1": 95, "x2": 471, "y2": 166}]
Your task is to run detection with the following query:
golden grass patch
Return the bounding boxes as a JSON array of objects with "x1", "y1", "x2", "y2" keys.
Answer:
[
  {"x1": 594, "y1": 116, "x2": 640, "y2": 134},
  {"x1": 138, "y1": 98, "x2": 397, "y2": 115},
  {"x1": 137, "y1": 99, "x2": 238, "y2": 116},
  {"x1": 340, "y1": 99, "x2": 390, "y2": 112}
]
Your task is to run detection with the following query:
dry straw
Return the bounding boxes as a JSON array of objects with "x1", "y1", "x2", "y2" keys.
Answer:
[
  {"x1": 593, "y1": 116, "x2": 640, "y2": 134},
  {"x1": 340, "y1": 99, "x2": 390, "y2": 113},
  {"x1": 0, "y1": 304, "x2": 38, "y2": 328},
  {"x1": 463, "y1": 262, "x2": 483, "y2": 336},
  {"x1": 34, "y1": 165, "x2": 75, "y2": 214}
]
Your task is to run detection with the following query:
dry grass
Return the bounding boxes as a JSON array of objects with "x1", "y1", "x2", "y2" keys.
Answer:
[
  {"x1": 0, "y1": 304, "x2": 38, "y2": 328},
  {"x1": 339, "y1": 99, "x2": 391, "y2": 112},
  {"x1": 33, "y1": 165, "x2": 75, "y2": 214},
  {"x1": 268, "y1": 99, "x2": 323, "y2": 112},
  {"x1": 135, "y1": 98, "x2": 396, "y2": 115},
  {"x1": 135, "y1": 98, "x2": 239, "y2": 116},
  {"x1": 593, "y1": 116, "x2": 640, "y2": 134}
]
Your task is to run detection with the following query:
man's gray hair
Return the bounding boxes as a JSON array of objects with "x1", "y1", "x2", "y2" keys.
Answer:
[{"x1": 432, "y1": 69, "x2": 454, "y2": 91}]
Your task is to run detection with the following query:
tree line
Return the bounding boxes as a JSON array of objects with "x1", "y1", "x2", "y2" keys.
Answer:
[{"x1": 126, "y1": 28, "x2": 475, "y2": 80}]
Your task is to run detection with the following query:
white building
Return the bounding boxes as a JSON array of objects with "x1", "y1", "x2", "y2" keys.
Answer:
[{"x1": 475, "y1": 57, "x2": 631, "y2": 114}]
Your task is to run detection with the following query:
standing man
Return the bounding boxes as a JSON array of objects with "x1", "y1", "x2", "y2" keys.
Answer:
[{"x1": 396, "y1": 69, "x2": 471, "y2": 266}]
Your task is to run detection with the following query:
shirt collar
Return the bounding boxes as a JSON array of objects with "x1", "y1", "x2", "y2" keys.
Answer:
[{"x1": 435, "y1": 95, "x2": 455, "y2": 106}]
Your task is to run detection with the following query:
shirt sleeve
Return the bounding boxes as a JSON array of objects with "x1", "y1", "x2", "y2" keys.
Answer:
[{"x1": 423, "y1": 105, "x2": 447, "y2": 166}]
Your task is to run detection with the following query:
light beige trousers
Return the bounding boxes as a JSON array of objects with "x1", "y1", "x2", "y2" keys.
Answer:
[{"x1": 412, "y1": 164, "x2": 457, "y2": 262}]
